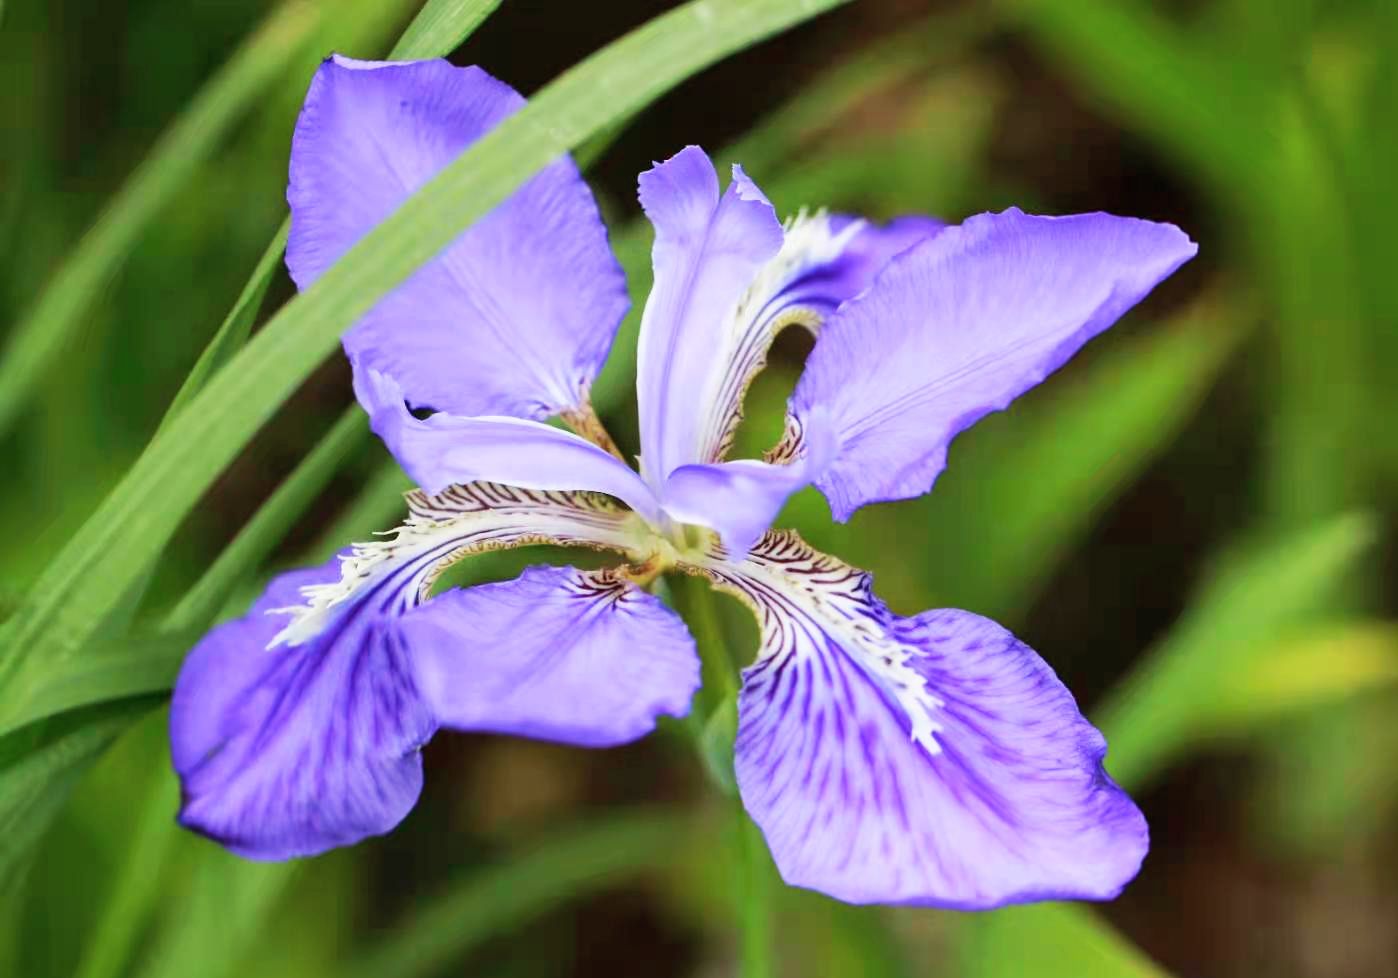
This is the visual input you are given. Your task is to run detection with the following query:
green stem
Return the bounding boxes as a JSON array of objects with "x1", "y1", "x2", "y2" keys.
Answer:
[
  {"x1": 738, "y1": 807, "x2": 774, "y2": 978},
  {"x1": 667, "y1": 574, "x2": 772, "y2": 973},
  {"x1": 667, "y1": 571, "x2": 738, "y2": 707}
]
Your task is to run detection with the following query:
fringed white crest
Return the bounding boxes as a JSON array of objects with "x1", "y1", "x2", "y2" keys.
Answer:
[
  {"x1": 700, "y1": 211, "x2": 864, "y2": 465},
  {"x1": 701, "y1": 528, "x2": 945, "y2": 756},
  {"x1": 270, "y1": 483, "x2": 646, "y2": 648}
]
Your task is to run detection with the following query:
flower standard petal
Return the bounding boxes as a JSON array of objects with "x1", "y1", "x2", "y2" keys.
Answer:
[
  {"x1": 634, "y1": 147, "x2": 784, "y2": 482},
  {"x1": 633, "y1": 148, "x2": 947, "y2": 478},
  {"x1": 789, "y1": 208, "x2": 1198, "y2": 521},
  {"x1": 701, "y1": 532, "x2": 1147, "y2": 908},
  {"x1": 354, "y1": 365, "x2": 663, "y2": 525},
  {"x1": 171, "y1": 484, "x2": 646, "y2": 859},
  {"x1": 400, "y1": 565, "x2": 700, "y2": 747},
  {"x1": 287, "y1": 56, "x2": 628, "y2": 420}
]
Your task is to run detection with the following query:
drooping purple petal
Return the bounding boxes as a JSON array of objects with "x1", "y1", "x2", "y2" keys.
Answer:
[
  {"x1": 171, "y1": 484, "x2": 645, "y2": 859},
  {"x1": 633, "y1": 146, "x2": 784, "y2": 481},
  {"x1": 401, "y1": 565, "x2": 699, "y2": 747},
  {"x1": 354, "y1": 365, "x2": 662, "y2": 524},
  {"x1": 711, "y1": 533, "x2": 1147, "y2": 908},
  {"x1": 790, "y1": 208, "x2": 1197, "y2": 521},
  {"x1": 287, "y1": 55, "x2": 628, "y2": 420},
  {"x1": 171, "y1": 554, "x2": 434, "y2": 860}
]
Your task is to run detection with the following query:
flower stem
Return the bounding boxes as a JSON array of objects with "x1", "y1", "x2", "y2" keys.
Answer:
[
  {"x1": 667, "y1": 571, "x2": 739, "y2": 706},
  {"x1": 668, "y1": 574, "x2": 772, "y2": 973},
  {"x1": 737, "y1": 807, "x2": 774, "y2": 978}
]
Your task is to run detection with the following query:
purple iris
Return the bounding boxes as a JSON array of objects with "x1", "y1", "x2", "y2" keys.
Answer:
[{"x1": 170, "y1": 55, "x2": 1196, "y2": 908}]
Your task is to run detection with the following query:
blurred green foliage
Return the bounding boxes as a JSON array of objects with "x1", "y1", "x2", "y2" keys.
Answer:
[{"x1": 0, "y1": 0, "x2": 1394, "y2": 976}]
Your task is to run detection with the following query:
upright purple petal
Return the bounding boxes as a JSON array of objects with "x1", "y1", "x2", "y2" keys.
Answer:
[
  {"x1": 355, "y1": 365, "x2": 662, "y2": 525},
  {"x1": 634, "y1": 147, "x2": 783, "y2": 481},
  {"x1": 401, "y1": 565, "x2": 700, "y2": 747},
  {"x1": 171, "y1": 484, "x2": 646, "y2": 859},
  {"x1": 632, "y1": 150, "x2": 945, "y2": 484},
  {"x1": 288, "y1": 56, "x2": 628, "y2": 420},
  {"x1": 790, "y1": 208, "x2": 1197, "y2": 520},
  {"x1": 708, "y1": 532, "x2": 1147, "y2": 908},
  {"x1": 171, "y1": 554, "x2": 434, "y2": 860}
]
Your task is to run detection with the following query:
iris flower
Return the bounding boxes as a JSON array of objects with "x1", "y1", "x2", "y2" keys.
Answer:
[{"x1": 171, "y1": 55, "x2": 1196, "y2": 908}]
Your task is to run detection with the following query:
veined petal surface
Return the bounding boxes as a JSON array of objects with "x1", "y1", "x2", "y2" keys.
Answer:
[
  {"x1": 355, "y1": 365, "x2": 662, "y2": 524},
  {"x1": 708, "y1": 532, "x2": 1147, "y2": 908},
  {"x1": 171, "y1": 553, "x2": 433, "y2": 860},
  {"x1": 170, "y1": 485, "x2": 644, "y2": 858},
  {"x1": 402, "y1": 565, "x2": 699, "y2": 746},
  {"x1": 790, "y1": 208, "x2": 1198, "y2": 520},
  {"x1": 287, "y1": 56, "x2": 628, "y2": 420}
]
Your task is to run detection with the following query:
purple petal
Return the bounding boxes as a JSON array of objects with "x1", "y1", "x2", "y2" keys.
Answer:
[
  {"x1": 791, "y1": 208, "x2": 1197, "y2": 520},
  {"x1": 171, "y1": 485, "x2": 647, "y2": 859},
  {"x1": 781, "y1": 214, "x2": 946, "y2": 315},
  {"x1": 354, "y1": 365, "x2": 662, "y2": 524},
  {"x1": 715, "y1": 534, "x2": 1147, "y2": 908},
  {"x1": 633, "y1": 147, "x2": 784, "y2": 481},
  {"x1": 287, "y1": 56, "x2": 628, "y2": 420},
  {"x1": 401, "y1": 565, "x2": 700, "y2": 746},
  {"x1": 170, "y1": 553, "x2": 434, "y2": 860},
  {"x1": 658, "y1": 422, "x2": 834, "y2": 555}
]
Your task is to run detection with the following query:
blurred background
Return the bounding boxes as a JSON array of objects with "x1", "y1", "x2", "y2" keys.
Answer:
[{"x1": 2, "y1": 0, "x2": 1396, "y2": 975}]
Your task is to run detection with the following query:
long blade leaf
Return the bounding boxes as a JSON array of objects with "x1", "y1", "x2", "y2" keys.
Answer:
[{"x1": 345, "y1": 811, "x2": 687, "y2": 978}]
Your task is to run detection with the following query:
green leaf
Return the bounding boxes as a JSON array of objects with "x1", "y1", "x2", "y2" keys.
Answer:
[
  {"x1": 0, "y1": 1, "x2": 321, "y2": 438},
  {"x1": 156, "y1": 223, "x2": 290, "y2": 437},
  {"x1": 343, "y1": 811, "x2": 686, "y2": 978},
  {"x1": 0, "y1": 697, "x2": 159, "y2": 892},
  {"x1": 1211, "y1": 622, "x2": 1398, "y2": 729},
  {"x1": 0, "y1": 632, "x2": 196, "y2": 740},
  {"x1": 72, "y1": 761, "x2": 181, "y2": 978},
  {"x1": 389, "y1": 0, "x2": 503, "y2": 59},
  {"x1": 1096, "y1": 512, "x2": 1377, "y2": 792},
  {"x1": 963, "y1": 904, "x2": 1170, "y2": 978},
  {"x1": 163, "y1": 404, "x2": 368, "y2": 633},
  {"x1": 135, "y1": 850, "x2": 301, "y2": 978},
  {"x1": 0, "y1": 0, "x2": 852, "y2": 716}
]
